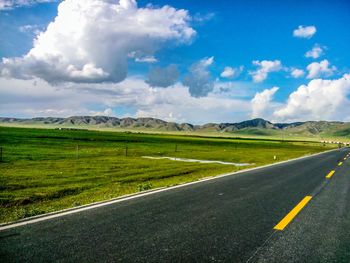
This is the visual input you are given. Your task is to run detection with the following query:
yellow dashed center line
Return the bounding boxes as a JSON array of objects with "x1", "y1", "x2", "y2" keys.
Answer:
[
  {"x1": 274, "y1": 196, "x2": 312, "y2": 231},
  {"x1": 326, "y1": 170, "x2": 335, "y2": 179},
  {"x1": 273, "y1": 154, "x2": 349, "y2": 231}
]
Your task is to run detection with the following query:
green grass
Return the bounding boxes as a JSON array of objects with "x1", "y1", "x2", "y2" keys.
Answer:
[
  {"x1": 0, "y1": 122, "x2": 322, "y2": 141},
  {"x1": 0, "y1": 126, "x2": 335, "y2": 223},
  {"x1": 330, "y1": 128, "x2": 350, "y2": 138}
]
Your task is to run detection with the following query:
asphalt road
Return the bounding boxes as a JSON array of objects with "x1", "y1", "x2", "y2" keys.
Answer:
[{"x1": 1, "y1": 148, "x2": 349, "y2": 262}]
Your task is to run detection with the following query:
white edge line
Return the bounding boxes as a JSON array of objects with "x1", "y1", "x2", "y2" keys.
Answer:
[{"x1": 0, "y1": 148, "x2": 341, "y2": 231}]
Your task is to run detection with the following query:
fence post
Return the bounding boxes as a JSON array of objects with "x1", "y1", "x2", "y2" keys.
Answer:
[
  {"x1": 76, "y1": 145, "x2": 79, "y2": 159},
  {"x1": 0, "y1": 146, "x2": 2, "y2": 162},
  {"x1": 125, "y1": 145, "x2": 128, "y2": 157}
]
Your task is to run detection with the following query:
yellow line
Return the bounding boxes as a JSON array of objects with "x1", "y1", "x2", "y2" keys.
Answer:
[
  {"x1": 326, "y1": 170, "x2": 335, "y2": 179},
  {"x1": 274, "y1": 196, "x2": 312, "y2": 231},
  {"x1": 339, "y1": 162, "x2": 343, "y2": 166}
]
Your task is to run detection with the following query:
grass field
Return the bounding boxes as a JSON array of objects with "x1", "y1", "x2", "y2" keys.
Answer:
[
  {"x1": 0, "y1": 122, "x2": 324, "y2": 141},
  {"x1": 0, "y1": 126, "x2": 336, "y2": 223}
]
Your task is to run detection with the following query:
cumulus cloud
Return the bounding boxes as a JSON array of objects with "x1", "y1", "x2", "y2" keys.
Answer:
[
  {"x1": 293, "y1": 25, "x2": 316, "y2": 39},
  {"x1": 290, "y1": 68, "x2": 305, "y2": 78},
  {"x1": 146, "y1": 64, "x2": 179, "y2": 88},
  {"x1": 0, "y1": 0, "x2": 54, "y2": 10},
  {"x1": 305, "y1": 44, "x2": 325, "y2": 59},
  {"x1": 306, "y1": 59, "x2": 337, "y2": 79},
  {"x1": 220, "y1": 66, "x2": 243, "y2": 79},
  {"x1": 274, "y1": 74, "x2": 350, "y2": 121},
  {"x1": 251, "y1": 87, "x2": 279, "y2": 118},
  {"x1": 183, "y1": 57, "x2": 214, "y2": 97},
  {"x1": 250, "y1": 60, "x2": 282, "y2": 83},
  {"x1": 0, "y1": 0, "x2": 195, "y2": 83}
]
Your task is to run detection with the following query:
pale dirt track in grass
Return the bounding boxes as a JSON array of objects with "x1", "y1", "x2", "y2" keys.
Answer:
[{"x1": 142, "y1": 156, "x2": 253, "y2": 166}]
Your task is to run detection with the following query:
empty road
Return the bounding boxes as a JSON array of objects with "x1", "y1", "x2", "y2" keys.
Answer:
[{"x1": 1, "y1": 148, "x2": 350, "y2": 262}]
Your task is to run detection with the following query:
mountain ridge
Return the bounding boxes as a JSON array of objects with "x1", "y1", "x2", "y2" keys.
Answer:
[{"x1": 1, "y1": 116, "x2": 349, "y2": 138}]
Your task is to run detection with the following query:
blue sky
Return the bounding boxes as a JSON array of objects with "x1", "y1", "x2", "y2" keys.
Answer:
[{"x1": 0, "y1": 0, "x2": 350, "y2": 123}]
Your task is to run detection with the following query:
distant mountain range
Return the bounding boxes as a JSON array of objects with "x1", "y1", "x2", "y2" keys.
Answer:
[{"x1": 1, "y1": 116, "x2": 350, "y2": 138}]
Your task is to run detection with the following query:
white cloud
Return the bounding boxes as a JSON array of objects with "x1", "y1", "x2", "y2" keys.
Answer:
[
  {"x1": 305, "y1": 44, "x2": 324, "y2": 59},
  {"x1": 128, "y1": 51, "x2": 158, "y2": 63},
  {"x1": 146, "y1": 64, "x2": 179, "y2": 88},
  {"x1": 293, "y1": 25, "x2": 317, "y2": 39},
  {"x1": 0, "y1": 76, "x2": 252, "y2": 123},
  {"x1": 0, "y1": 0, "x2": 195, "y2": 83},
  {"x1": 183, "y1": 57, "x2": 214, "y2": 97},
  {"x1": 134, "y1": 56, "x2": 157, "y2": 63},
  {"x1": 18, "y1": 24, "x2": 42, "y2": 35},
  {"x1": 250, "y1": 60, "x2": 282, "y2": 83},
  {"x1": 306, "y1": 59, "x2": 337, "y2": 79},
  {"x1": 92, "y1": 108, "x2": 114, "y2": 116},
  {"x1": 221, "y1": 67, "x2": 234, "y2": 78},
  {"x1": 290, "y1": 68, "x2": 305, "y2": 78},
  {"x1": 274, "y1": 74, "x2": 350, "y2": 121},
  {"x1": 251, "y1": 87, "x2": 279, "y2": 119},
  {"x1": 192, "y1": 12, "x2": 215, "y2": 23},
  {"x1": 0, "y1": 0, "x2": 54, "y2": 10},
  {"x1": 132, "y1": 83, "x2": 250, "y2": 123},
  {"x1": 0, "y1": 77, "x2": 97, "y2": 117},
  {"x1": 212, "y1": 80, "x2": 257, "y2": 98},
  {"x1": 4, "y1": 73, "x2": 350, "y2": 124},
  {"x1": 220, "y1": 66, "x2": 243, "y2": 79}
]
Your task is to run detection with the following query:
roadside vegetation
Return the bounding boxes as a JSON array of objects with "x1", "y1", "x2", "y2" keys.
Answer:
[{"x1": 0, "y1": 126, "x2": 335, "y2": 223}]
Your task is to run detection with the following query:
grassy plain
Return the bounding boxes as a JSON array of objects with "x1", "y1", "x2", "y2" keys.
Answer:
[{"x1": 0, "y1": 126, "x2": 335, "y2": 223}]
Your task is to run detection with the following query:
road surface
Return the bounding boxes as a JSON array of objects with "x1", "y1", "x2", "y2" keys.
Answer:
[{"x1": 1, "y1": 148, "x2": 350, "y2": 262}]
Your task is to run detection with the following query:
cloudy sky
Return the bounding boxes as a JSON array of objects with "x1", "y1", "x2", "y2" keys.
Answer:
[{"x1": 0, "y1": 0, "x2": 350, "y2": 123}]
